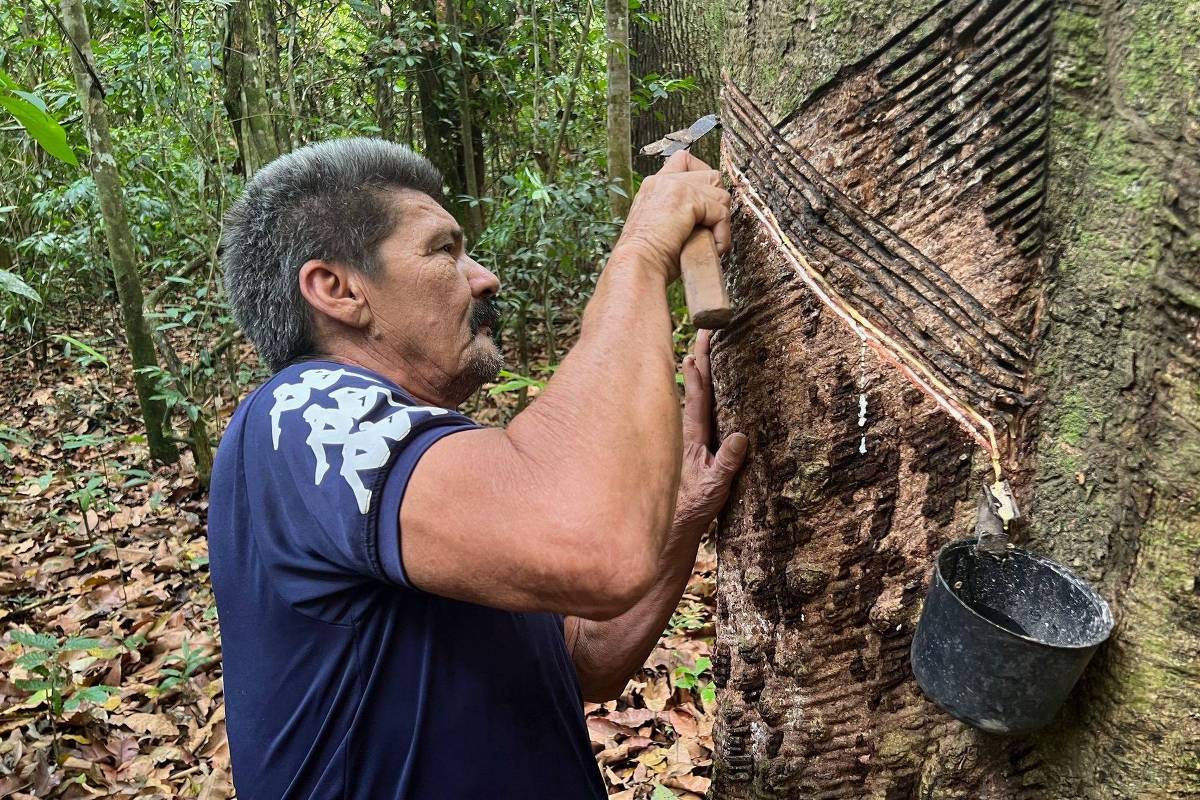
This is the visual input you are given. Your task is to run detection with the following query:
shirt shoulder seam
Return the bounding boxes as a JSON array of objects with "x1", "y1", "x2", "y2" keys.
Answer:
[{"x1": 361, "y1": 414, "x2": 479, "y2": 584}]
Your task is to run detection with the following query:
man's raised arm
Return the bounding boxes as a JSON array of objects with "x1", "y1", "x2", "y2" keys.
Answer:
[{"x1": 399, "y1": 151, "x2": 732, "y2": 620}]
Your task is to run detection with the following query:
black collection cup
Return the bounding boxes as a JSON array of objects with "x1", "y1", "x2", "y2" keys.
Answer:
[{"x1": 911, "y1": 539, "x2": 1114, "y2": 735}]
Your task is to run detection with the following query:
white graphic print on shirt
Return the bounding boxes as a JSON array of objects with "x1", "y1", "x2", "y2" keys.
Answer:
[{"x1": 268, "y1": 368, "x2": 448, "y2": 513}]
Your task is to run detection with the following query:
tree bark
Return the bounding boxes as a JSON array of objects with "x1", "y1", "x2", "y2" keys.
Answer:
[
  {"x1": 413, "y1": 0, "x2": 469, "y2": 221},
  {"x1": 707, "y1": 0, "x2": 1200, "y2": 797},
  {"x1": 445, "y1": 0, "x2": 484, "y2": 241},
  {"x1": 629, "y1": 0, "x2": 723, "y2": 175},
  {"x1": 60, "y1": 0, "x2": 177, "y2": 465},
  {"x1": 222, "y1": 0, "x2": 279, "y2": 176},
  {"x1": 605, "y1": 0, "x2": 634, "y2": 219}
]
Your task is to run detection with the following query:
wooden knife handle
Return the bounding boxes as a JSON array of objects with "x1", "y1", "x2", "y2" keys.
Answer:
[{"x1": 679, "y1": 227, "x2": 731, "y2": 329}]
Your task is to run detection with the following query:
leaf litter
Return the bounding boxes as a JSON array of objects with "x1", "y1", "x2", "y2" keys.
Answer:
[{"x1": 1, "y1": 337, "x2": 717, "y2": 798}]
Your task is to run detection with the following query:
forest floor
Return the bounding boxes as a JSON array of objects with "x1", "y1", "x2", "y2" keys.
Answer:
[{"x1": 0, "y1": 338, "x2": 717, "y2": 799}]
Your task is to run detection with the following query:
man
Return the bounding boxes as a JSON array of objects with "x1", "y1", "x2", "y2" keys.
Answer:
[{"x1": 209, "y1": 137, "x2": 747, "y2": 799}]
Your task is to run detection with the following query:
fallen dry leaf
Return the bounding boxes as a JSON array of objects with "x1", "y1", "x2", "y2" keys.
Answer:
[{"x1": 119, "y1": 712, "x2": 180, "y2": 738}]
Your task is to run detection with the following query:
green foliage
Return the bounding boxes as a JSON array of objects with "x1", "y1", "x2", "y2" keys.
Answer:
[
  {"x1": 668, "y1": 601, "x2": 707, "y2": 633},
  {"x1": 0, "y1": 268, "x2": 41, "y2": 304},
  {"x1": 1, "y1": 0, "x2": 701, "y2": 431},
  {"x1": 156, "y1": 638, "x2": 215, "y2": 693},
  {"x1": 673, "y1": 656, "x2": 716, "y2": 707},
  {"x1": 53, "y1": 333, "x2": 109, "y2": 368},
  {"x1": 488, "y1": 368, "x2": 552, "y2": 397},
  {"x1": 0, "y1": 425, "x2": 33, "y2": 464},
  {"x1": 0, "y1": 67, "x2": 77, "y2": 166},
  {"x1": 9, "y1": 628, "x2": 121, "y2": 718},
  {"x1": 138, "y1": 364, "x2": 204, "y2": 423},
  {"x1": 632, "y1": 73, "x2": 697, "y2": 113}
]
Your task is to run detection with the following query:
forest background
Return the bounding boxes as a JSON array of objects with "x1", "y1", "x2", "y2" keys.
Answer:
[{"x1": 0, "y1": 1, "x2": 717, "y2": 797}]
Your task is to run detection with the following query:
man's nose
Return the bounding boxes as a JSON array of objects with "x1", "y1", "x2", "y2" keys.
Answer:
[{"x1": 466, "y1": 256, "x2": 501, "y2": 299}]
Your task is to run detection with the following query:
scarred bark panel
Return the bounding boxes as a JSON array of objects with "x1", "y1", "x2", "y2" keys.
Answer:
[{"x1": 712, "y1": 0, "x2": 1200, "y2": 796}]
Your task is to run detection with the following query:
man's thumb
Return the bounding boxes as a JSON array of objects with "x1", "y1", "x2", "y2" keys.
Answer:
[{"x1": 714, "y1": 432, "x2": 749, "y2": 474}]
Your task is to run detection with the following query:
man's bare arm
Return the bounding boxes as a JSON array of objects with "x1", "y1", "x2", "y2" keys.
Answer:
[
  {"x1": 565, "y1": 331, "x2": 748, "y2": 700},
  {"x1": 400, "y1": 152, "x2": 733, "y2": 620}
]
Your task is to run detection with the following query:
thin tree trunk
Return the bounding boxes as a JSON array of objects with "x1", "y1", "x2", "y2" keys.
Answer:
[
  {"x1": 413, "y1": 0, "x2": 466, "y2": 217},
  {"x1": 222, "y1": 0, "x2": 279, "y2": 176},
  {"x1": 59, "y1": 0, "x2": 177, "y2": 465},
  {"x1": 605, "y1": 0, "x2": 633, "y2": 219},
  {"x1": 373, "y1": 3, "x2": 398, "y2": 140},
  {"x1": 446, "y1": 0, "x2": 484, "y2": 241},
  {"x1": 548, "y1": 0, "x2": 596, "y2": 184},
  {"x1": 254, "y1": 0, "x2": 288, "y2": 151},
  {"x1": 706, "y1": 0, "x2": 1200, "y2": 797}
]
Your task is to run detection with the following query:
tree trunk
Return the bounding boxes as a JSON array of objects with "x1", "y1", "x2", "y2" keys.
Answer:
[
  {"x1": 373, "y1": 4, "x2": 399, "y2": 141},
  {"x1": 222, "y1": 0, "x2": 279, "y2": 176},
  {"x1": 548, "y1": 0, "x2": 597, "y2": 184},
  {"x1": 708, "y1": 0, "x2": 1200, "y2": 797},
  {"x1": 254, "y1": 0, "x2": 289, "y2": 152},
  {"x1": 60, "y1": 0, "x2": 177, "y2": 465},
  {"x1": 605, "y1": 0, "x2": 634, "y2": 219},
  {"x1": 629, "y1": 0, "x2": 723, "y2": 175},
  {"x1": 413, "y1": 0, "x2": 468, "y2": 221},
  {"x1": 446, "y1": 0, "x2": 484, "y2": 241}
]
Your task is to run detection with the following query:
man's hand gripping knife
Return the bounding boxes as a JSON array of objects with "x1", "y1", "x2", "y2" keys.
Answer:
[{"x1": 399, "y1": 151, "x2": 746, "y2": 701}]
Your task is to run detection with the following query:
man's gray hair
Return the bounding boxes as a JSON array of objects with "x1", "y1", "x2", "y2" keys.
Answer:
[{"x1": 220, "y1": 138, "x2": 444, "y2": 371}]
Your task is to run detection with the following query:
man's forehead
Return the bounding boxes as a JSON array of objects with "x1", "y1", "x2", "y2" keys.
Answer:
[{"x1": 390, "y1": 188, "x2": 458, "y2": 231}]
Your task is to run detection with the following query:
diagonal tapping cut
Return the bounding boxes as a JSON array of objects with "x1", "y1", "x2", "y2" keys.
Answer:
[
  {"x1": 720, "y1": 0, "x2": 1051, "y2": 486},
  {"x1": 731, "y1": 163, "x2": 1004, "y2": 479},
  {"x1": 724, "y1": 88, "x2": 1028, "y2": 416}
]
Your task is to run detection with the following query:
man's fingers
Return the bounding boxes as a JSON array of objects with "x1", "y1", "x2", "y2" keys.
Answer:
[
  {"x1": 682, "y1": 355, "x2": 710, "y2": 446},
  {"x1": 659, "y1": 150, "x2": 712, "y2": 174},
  {"x1": 692, "y1": 186, "x2": 731, "y2": 256},
  {"x1": 712, "y1": 214, "x2": 732, "y2": 256},
  {"x1": 713, "y1": 432, "x2": 749, "y2": 475},
  {"x1": 659, "y1": 150, "x2": 691, "y2": 174},
  {"x1": 694, "y1": 329, "x2": 712, "y2": 389}
]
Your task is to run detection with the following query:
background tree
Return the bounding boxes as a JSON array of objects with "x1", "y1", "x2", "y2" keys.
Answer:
[
  {"x1": 445, "y1": 0, "x2": 484, "y2": 241},
  {"x1": 707, "y1": 0, "x2": 1200, "y2": 797},
  {"x1": 59, "y1": 0, "x2": 175, "y2": 464},
  {"x1": 629, "y1": 0, "x2": 722, "y2": 175},
  {"x1": 221, "y1": 0, "x2": 280, "y2": 177},
  {"x1": 605, "y1": 0, "x2": 633, "y2": 219}
]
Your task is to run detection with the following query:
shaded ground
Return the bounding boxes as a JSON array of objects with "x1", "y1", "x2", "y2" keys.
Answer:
[{"x1": 0, "y1": 335, "x2": 717, "y2": 799}]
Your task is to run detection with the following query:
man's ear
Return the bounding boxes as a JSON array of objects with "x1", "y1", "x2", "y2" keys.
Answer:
[{"x1": 298, "y1": 259, "x2": 372, "y2": 331}]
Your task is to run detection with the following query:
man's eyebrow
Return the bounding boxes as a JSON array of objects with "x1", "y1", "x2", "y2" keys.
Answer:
[{"x1": 425, "y1": 224, "x2": 464, "y2": 247}]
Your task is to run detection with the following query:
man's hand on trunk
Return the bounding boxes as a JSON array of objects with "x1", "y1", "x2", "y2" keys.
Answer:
[
  {"x1": 565, "y1": 329, "x2": 747, "y2": 702},
  {"x1": 672, "y1": 328, "x2": 748, "y2": 541}
]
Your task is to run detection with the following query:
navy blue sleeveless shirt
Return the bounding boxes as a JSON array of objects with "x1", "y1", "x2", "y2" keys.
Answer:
[{"x1": 208, "y1": 361, "x2": 606, "y2": 799}]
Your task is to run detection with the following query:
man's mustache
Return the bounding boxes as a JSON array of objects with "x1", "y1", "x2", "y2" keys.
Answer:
[{"x1": 469, "y1": 297, "x2": 501, "y2": 336}]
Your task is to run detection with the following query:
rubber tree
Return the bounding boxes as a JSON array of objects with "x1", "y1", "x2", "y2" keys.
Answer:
[
  {"x1": 605, "y1": 0, "x2": 633, "y2": 219},
  {"x1": 693, "y1": 0, "x2": 1200, "y2": 796},
  {"x1": 60, "y1": 0, "x2": 177, "y2": 465}
]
